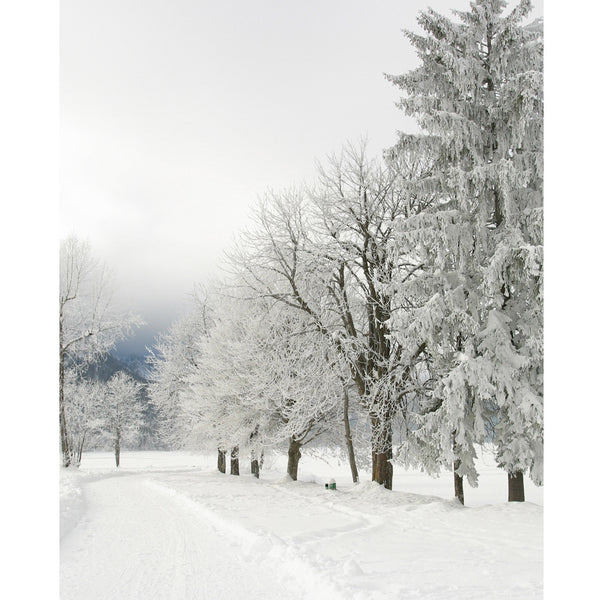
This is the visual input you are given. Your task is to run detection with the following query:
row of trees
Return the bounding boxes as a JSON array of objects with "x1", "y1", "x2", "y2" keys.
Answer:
[
  {"x1": 59, "y1": 236, "x2": 144, "y2": 467},
  {"x1": 149, "y1": 0, "x2": 543, "y2": 503},
  {"x1": 63, "y1": 370, "x2": 144, "y2": 467}
]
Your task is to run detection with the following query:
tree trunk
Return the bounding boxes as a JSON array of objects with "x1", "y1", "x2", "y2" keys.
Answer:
[
  {"x1": 217, "y1": 448, "x2": 227, "y2": 473},
  {"x1": 370, "y1": 415, "x2": 393, "y2": 490},
  {"x1": 508, "y1": 471, "x2": 525, "y2": 502},
  {"x1": 343, "y1": 388, "x2": 359, "y2": 483},
  {"x1": 452, "y1": 433, "x2": 465, "y2": 505},
  {"x1": 59, "y1": 351, "x2": 71, "y2": 467},
  {"x1": 372, "y1": 450, "x2": 393, "y2": 490},
  {"x1": 75, "y1": 434, "x2": 85, "y2": 467},
  {"x1": 230, "y1": 446, "x2": 239, "y2": 475},
  {"x1": 287, "y1": 438, "x2": 302, "y2": 481},
  {"x1": 249, "y1": 426, "x2": 260, "y2": 478},
  {"x1": 454, "y1": 459, "x2": 465, "y2": 505},
  {"x1": 115, "y1": 429, "x2": 121, "y2": 467}
]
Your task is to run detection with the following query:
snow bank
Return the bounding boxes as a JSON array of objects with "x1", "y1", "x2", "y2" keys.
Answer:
[{"x1": 60, "y1": 469, "x2": 86, "y2": 540}]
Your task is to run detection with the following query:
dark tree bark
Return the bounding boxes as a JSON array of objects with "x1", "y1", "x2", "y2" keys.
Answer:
[
  {"x1": 59, "y1": 348, "x2": 71, "y2": 468},
  {"x1": 454, "y1": 459, "x2": 465, "y2": 505},
  {"x1": 370, "y1": 415, "x2": 393, "y2": 490},
  {"x1": 75, "y1": 434, "x2": 85, "y2": 467},
  {"x1": 508, "y1": 471, "x2": 525, "y2": 502},
  {"x1": 115, "y1": 429, "x2": 121, "y2": 467},
  {"x1": 217, "y1": 449, "x2": 227, "y2": 473},
  {"x1": 249, "y1": 427, "x2": 260, "y2": 478},
  {"x1": 230, "y1": 446, "x2": 239, "y2": 475},
  {"x1": 287, "y1": 438, "x2": 302, "y2": 481},
  {"x1": 343, "y1": 388, "x2": 359, "y2": 484},
  {"x1": 452, "y1": 433, "x2": 465, "y2": 505},
  {"x1": 372, "y1": 450, "x2": 393, "y2": 490}
]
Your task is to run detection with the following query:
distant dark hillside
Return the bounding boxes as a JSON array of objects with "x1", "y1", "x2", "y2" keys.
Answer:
[
  {"x1": 113, "y1": 352, "x2": 154, "y2": 381},
  {"x1": 82, "y1": 353, "x2": 146, "y2": 383},
  {"x1": 81, "y1": 353, "x2": 162, "y2": 450}
]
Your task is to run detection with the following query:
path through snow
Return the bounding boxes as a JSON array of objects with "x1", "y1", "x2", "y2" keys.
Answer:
[
  {"x1": 60, "y1": 452, "x2": 543, "y2": 600},
  {"x1": 61, "y1": 473, "x2": 307, "y2": 600}
]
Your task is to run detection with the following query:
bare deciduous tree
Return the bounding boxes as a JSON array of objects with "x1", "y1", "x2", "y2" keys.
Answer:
[
  {"x1": 59, "y1": 236, "x2": 142, "y2": 467},
  {"x1": 231, "y1": 141, "x2": 433, "y2": 489}
]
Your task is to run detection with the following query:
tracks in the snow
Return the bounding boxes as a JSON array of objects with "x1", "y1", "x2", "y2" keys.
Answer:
[{"x1": 60, "y1": 473, "x2": 314, "y2": 600}]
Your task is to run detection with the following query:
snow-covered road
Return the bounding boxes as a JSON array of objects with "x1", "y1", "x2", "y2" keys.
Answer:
[
  {"x1": 60, "y1": 452, "x2": 543, "y2": 600},
  {"x1": 61, "y1": 472, "x2": 306, "y2": 600}
]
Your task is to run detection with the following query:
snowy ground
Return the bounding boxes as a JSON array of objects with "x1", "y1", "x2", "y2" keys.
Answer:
[{"x1": 60, "y1": 450, "x2": 543, "y2": 600}]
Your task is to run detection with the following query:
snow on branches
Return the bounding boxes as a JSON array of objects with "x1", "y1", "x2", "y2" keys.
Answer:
[
  {"x1": 146, "y1": 0, "x2": 543, "y2": 500},
  {"x1": 385, "y1": 0, "x2": 543, "y2": 499}
]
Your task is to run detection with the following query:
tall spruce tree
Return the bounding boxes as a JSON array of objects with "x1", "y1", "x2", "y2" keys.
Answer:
[{"x1": 386, "y1": 0, "x2": 543, "y2": 501}]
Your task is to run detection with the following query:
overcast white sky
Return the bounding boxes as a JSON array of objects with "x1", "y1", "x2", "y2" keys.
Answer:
[{"x1": 60, "y1": 0, "x2": 544, "y2": 355}]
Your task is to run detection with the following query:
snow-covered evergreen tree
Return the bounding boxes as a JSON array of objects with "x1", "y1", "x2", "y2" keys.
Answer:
[{"x1": 385, "y1": 0, "x2": 543, "y2": 500}]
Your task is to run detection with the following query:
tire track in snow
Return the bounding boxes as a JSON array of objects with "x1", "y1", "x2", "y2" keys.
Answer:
[
  {"x1": 146, "y1": 476, "x2": 420, "y2": 600},
  {"x1": 60, "y1": 473, "x2": 311, "y2": 600},
  {"x1": 146, "y1": 479, "x2": 349, "y2": 600},
  {"x1": 268, "y1": 482, "x2": 385, "y2": 545}
]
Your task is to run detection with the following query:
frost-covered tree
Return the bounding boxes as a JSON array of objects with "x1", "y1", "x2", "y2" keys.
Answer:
[
  {"x1": 260, "y1": 310, "x2": 345, "y2": 480},
  {"x1": 60, "y1": 236, "x2": 143, "y2": 467},
  {"x1": 232, "y1": 141, "x2": 436, "y2": 489},
  {"x1": 189, "y1": 291, "x2": 342, "y2": 481},
  {"x1": 311, "y1": 143, "x2": 440, "y2": 490},
  {"x1": 187, "y1": 294, "x2": 265, "y2": 473},
  {"x1": 385, "y1": 0, "x2": 543, "y2": 501},
  {"x1": 62, "y1": 370, "x2": 104, "y2": 466},
  {"x1": 97, "y1": 372, "x2": 144, "y2": 467},
  {"x1": 148, "y1": 292, "x2": 212, "y2": 450}
]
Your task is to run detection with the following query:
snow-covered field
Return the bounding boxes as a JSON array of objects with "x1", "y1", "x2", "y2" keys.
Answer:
[{"x1": 60, "y1": 450, "x2": 542, "y2": 600}]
